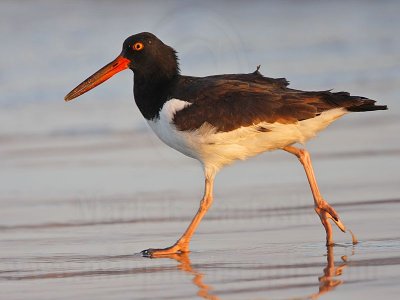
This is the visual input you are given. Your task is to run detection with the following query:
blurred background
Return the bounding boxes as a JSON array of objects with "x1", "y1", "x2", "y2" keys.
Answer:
[
  {"x1": 1, "y1": 1, "x2": 400, "y2": 299},
  {"x1": 1, "y1": 0, "x2": 399, "y2": 199}
]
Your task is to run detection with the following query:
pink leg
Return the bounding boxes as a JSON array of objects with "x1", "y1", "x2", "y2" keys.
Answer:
[
  {"x1": 283, "y1": 146, "x2": 354, "y2": 245},
  {"x1": 141, "y1": 175, "x2": 215, "y2": 257}
]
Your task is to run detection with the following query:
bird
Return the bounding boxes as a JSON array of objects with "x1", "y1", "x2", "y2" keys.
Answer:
[{"x1": 65, "y1": 32, "x2": 387, "y2": 257}]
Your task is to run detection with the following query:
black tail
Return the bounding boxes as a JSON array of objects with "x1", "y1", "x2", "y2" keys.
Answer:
[
  {"x1": 347, "y1": 98, "x2": 388, "y2": 112},
  {"x1": 330, "y1": 91, "x2": 388, "y2": 112}
]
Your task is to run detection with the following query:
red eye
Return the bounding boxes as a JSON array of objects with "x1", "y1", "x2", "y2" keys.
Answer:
[{"x1": 133, "y1": 42, "x2": 144, "y2": 51}]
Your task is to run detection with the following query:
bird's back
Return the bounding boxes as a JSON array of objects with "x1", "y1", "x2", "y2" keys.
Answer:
[{"x1": 171, "y1": 69, "x2": 387, "y2": 133}]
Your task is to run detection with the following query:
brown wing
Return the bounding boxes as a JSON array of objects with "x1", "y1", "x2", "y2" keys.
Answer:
[{"x1": 172, "y1": 70, "x2": 387, "y2": 132}]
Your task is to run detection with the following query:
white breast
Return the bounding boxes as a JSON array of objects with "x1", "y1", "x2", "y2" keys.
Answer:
[{"x1": 147, "y1": 98, "x2": 200, "y2": 160}]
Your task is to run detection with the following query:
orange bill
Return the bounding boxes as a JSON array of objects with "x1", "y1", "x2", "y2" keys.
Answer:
[{"x1": 64, "y1": 56, "x2": 130, "y2": 101}]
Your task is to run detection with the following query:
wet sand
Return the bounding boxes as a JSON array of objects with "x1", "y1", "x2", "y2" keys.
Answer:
[
  {"x1": 1, "y1": 119, "x2": 400, "y2": 299},
  {"x1": 1, "y1": 1, "x2": 400, "y2": 299}
]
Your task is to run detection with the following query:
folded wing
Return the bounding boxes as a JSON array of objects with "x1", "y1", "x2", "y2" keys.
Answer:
[{"x1": 172, "y1": 70, "x2": 387, "y2": 132}]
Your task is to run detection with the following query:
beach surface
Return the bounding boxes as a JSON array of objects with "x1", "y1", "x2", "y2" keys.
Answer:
[{"x1": 1, "y1": 1, "x2": 400, "y2": 299}]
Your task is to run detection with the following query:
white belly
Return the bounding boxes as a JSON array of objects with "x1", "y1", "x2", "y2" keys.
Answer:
[{"x1": 147, "y1": 98, "x2": 347, "y2": 173}]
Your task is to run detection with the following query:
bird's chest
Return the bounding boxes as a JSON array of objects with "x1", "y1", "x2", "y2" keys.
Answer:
[{"x1": 146, "y1": 99, "x2": 200, "y2": 160}]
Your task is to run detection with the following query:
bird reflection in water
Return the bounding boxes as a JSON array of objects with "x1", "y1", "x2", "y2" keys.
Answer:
[
  {"x1": 157, "y1": 246, "x2": 351, "y2": 300},
  {"x1": 165, "y1": 253, "x2": 220, "y2": 300},
  {"x1": 310, "y1": 246, "x2": 350, "y2": 299}
]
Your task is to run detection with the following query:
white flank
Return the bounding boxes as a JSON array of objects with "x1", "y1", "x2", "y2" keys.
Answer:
[{"x1": 148, "y1": 100, "x2": 347, "y2": 175}]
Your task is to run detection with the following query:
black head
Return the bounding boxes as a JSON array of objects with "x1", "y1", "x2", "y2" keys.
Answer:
[
  {"x1": 65, "y1": 32, "x2": 179, "y2": 101},
  {"x1": 122, "y1": 32, "x2": 179, "y2": 80}
]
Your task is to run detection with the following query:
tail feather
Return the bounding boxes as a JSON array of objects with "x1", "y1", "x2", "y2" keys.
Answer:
[
  {"x1": 330, "y1": 91, "x2": 388, "y2": 112},
  {"x1": 347, "y1": 99, "x2": 388, "y2": 112}
]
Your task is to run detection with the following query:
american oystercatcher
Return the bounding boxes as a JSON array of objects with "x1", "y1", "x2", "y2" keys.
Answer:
[{"x1": 65, "y1": 32, "x2": 387, "y2": 257}]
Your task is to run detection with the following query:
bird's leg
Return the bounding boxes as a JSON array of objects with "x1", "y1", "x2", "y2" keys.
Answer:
[
  {"x1": 283, "y1": 146, "x2": 352, "y2": 246},
  {"x1": 141, "y1": 175, "x2": 215, "y2": 257}
]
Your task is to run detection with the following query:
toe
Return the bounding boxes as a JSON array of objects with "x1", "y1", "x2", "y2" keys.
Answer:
[
  {"x1": 140, "y1": 244, "x2": 184, "y2": 257},
  {"x1": 349, "y1": 230, "x2": 358, "y2": 244},
  {"x1": 333, "y1": 218, "x2": 346, "y2": 233},
  {"x1": 321, "y1": 203, "x2": 339, "y2": 222}
]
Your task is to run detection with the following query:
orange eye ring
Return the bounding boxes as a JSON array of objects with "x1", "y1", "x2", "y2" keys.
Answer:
[{"x1": 133, "y1": 42, "x2": 144, "y2": 51}]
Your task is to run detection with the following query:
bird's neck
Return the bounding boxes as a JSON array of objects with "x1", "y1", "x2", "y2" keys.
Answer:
[{"x1": 133, "y1": 71, "x2": 179, "y2": 120}]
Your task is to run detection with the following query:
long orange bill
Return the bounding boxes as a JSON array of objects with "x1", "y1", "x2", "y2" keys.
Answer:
[{"x1": 64, "y1": 55, "x2": 130, "y2": 101}]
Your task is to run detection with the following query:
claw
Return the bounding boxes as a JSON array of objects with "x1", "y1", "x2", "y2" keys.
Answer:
[{"x1": 141, "y1": 249, "x2": 154, "y2": 257}]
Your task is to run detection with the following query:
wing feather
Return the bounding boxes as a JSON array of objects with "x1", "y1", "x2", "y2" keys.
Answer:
[{"x1": 172, "y1": 71, "x2": 386, "y2": 132}]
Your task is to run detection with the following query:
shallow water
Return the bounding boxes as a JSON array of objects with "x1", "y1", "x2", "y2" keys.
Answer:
[{"x1": 1, "y1": 1, "x2": 400, "y2": 299}]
